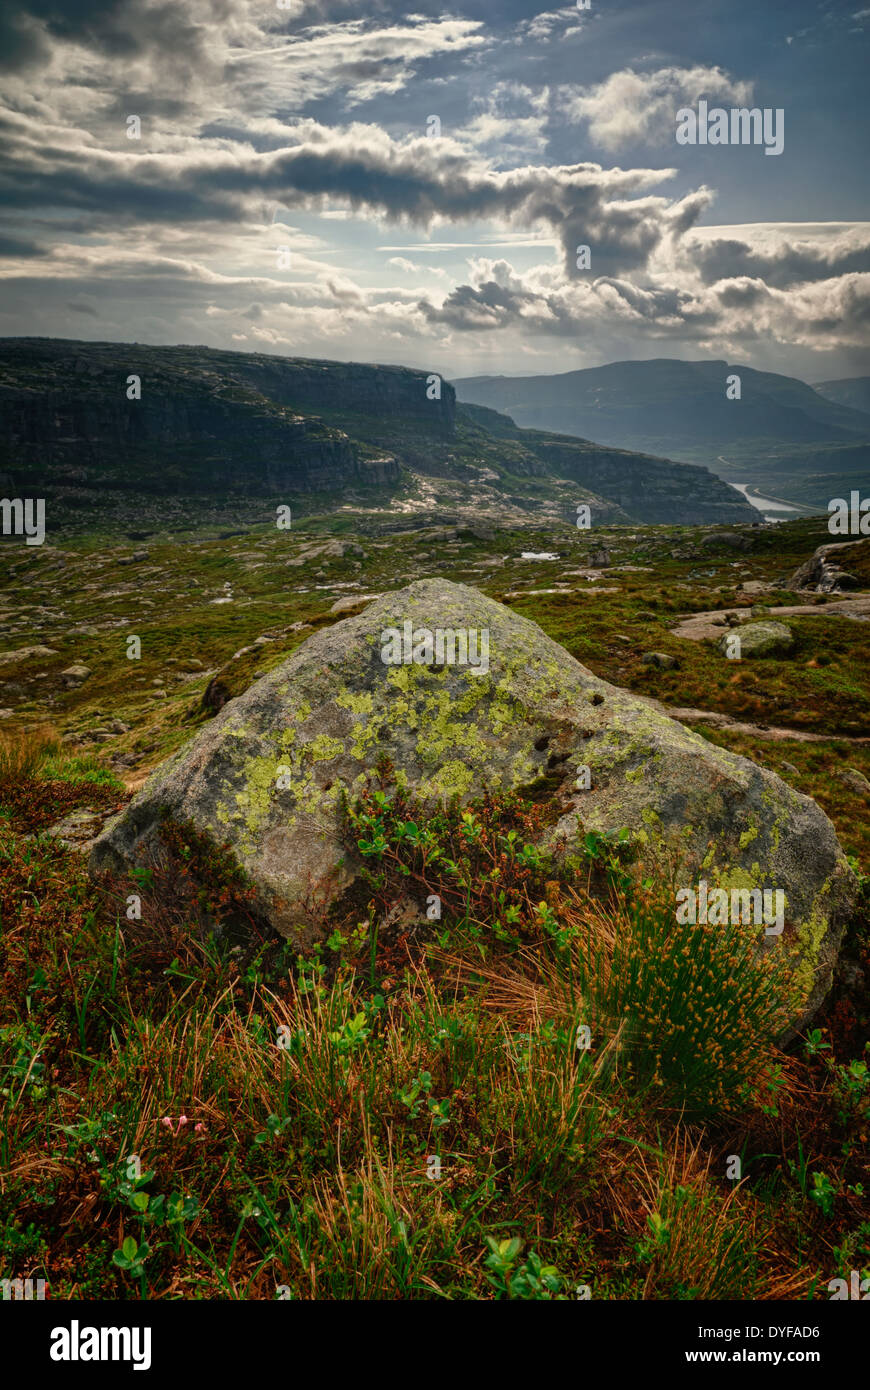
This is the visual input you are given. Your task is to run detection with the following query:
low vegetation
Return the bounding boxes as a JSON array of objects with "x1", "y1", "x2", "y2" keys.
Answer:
[{"x1": 1, "y1": 513, "x2": 867, "y2": 1299}]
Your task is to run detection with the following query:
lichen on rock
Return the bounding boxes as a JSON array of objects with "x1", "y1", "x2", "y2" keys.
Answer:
[{"x1": 89, "y1": 578, "x2": 856, "y2": 1032}]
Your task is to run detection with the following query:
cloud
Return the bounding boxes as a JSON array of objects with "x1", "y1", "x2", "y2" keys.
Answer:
[
  {"x1": 515, "y1": 8, "x2": 586, "y2": 44},
  {"x1": 559, "y1": 65, "x2": 753, "y2": 150},
  {"x1": 0, "y1": 1, "x2": 866, "y2": 380},
  {"x1": 0, "y1": 102, "x2": 697, "y2": 280},
  {"x1": 688, "y1": 225, "x2": 870, "y2": 289}
]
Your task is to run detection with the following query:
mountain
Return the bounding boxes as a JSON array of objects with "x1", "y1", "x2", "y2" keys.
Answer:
[
  {"x1": 814, "y1": 377, "x2": 870, "y2": 415},
  {"x1": 457, "y1": 403, "x2": 753, "y2": 527},
  {"x1": 0, "y1": 338, "x2": 755, "y2": 534},
  {"x1": 454, "y1": 358, "x2": 870, "y2": 453},
  {"x1": 454, "y1": 358, "x2": 870, "y2": 508}
]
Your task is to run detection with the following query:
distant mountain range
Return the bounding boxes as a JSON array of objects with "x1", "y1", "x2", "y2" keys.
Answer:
[
  {"x1": 814, "y1": 377, "x2": 870, "y2": 415},
  {"x1": 454, "y1": 359, "x2": 870, "y2": 509},
  {"x1": 0, "y1": 338, "x2": 755, "y2": 534}
]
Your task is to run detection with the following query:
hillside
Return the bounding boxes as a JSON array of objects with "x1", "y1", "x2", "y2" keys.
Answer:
[
  {"x1": 455, "y1": 358, "x2": 870, "y2": 507},
  {"x1": 0, "y1": 338, "x2": 755, "y2": 535},
  {"x1": 814, "y1": 376, "x2": 870, "y2": 415}
]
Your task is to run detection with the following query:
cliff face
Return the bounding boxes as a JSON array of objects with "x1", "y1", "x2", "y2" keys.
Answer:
[
  {"x1": 222, "y1": 353, "x2": 455, "y2": 434},
  {"x1": 0, "y1": 339, "x2": 448, "y2": 496},
  {"x1": 0, "y1": 338, "x2": 753, "y2": 526},
  {"x1": 457, "y1": 404, "x2": 755, "y2": 525},
  {"x1": 523, "y1": 433, "x2": 755, "y2": 525}
]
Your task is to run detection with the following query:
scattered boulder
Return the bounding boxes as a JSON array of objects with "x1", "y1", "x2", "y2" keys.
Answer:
[
  {"x1": 330, "y1": 594, "x2": 384, "y2": 615},
  {"x1": 837, "y1": 768, "x2": 870, "y2": 796},
  {"x1": 787, "y1": 541, "x2": 866, "y2": 594},
  {"x1": 45, "y1": 808, "x2": 104, "y2": 852},
  {"x1": 701, "y1": 531, "x2": 753, "y2": 552},
  {"x1": 90, "y1": 579, "x2": 855, "y2": 1033},
  {"x1": 60, "y1": 663, "x2": 92, "y2": 687},
  {"x1": 589, "y1": 547, "x2": 611, "y2": 568},
  {"x1": 0, "y1": 645, "x2": 58, "y2": 666},
  {"x1": 641, "y1": 652, "x2": 678, "y2": 670},
  {"x1": 286, "y1": 540, "x2": 357, "y2": 568},
  {"x1": 717, "y1": 621, "x2": 794, "y2": 659}
]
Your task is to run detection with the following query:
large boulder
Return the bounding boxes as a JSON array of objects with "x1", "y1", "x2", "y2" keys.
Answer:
[
  {"x1": 787, "y1": 540, "x2": 866, "y2": 594},
  {"x1": 90, "y1": 579, "x2": 855, "y2": 1030},
  {"x1": 716, "y1": 620, "x2": 794, "y2": 659}
]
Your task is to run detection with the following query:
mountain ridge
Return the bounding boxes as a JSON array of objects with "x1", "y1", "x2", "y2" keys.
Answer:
[{"x1": 0, "y1": 337, "x2": 755, "y2": 532}]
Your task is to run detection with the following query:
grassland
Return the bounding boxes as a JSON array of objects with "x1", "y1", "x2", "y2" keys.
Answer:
[{"x1": 0, "y1": 513, "x2": 868, "y2": 1299}]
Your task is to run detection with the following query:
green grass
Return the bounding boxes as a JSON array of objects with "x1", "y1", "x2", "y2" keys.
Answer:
[
  {"x1": 0, "y1": 775, "x2": 867, "y2": 1300},
  {"x1": 1, "y1": 513, "x2": 868, "y2": 1300}
]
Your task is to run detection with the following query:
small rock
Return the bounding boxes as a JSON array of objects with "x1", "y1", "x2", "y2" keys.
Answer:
[
  {"x1": 642, "y1": 652, "x2": 678, "y2": 670},
  {"x1": 45, "y1": 807, "x2": 104, "y2": 851},
  {"x1": 330, "y1": 593, "x2": 383, "y2": 614},
  {"x1": 837, "y1": 768, "x2": 870, "y2": 795},
  {"x1": 60, "y1": 663, "x2": 92, "y2": 686},
  {"x1": 0, "y1": 645, "x2": 58, "y2": 667},
  {"x1": 701, "y1": 532, "x2": 753, "y2": 552}
]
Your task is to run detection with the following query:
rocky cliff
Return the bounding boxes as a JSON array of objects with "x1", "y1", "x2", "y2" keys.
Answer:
[
  {"x1": 459, "y1": 404, "x2": 756, "y2": 526},
  {"x1": 521, "y1": 431, "x2": 755, "y2": 526},
  {"x1": 0, "y1": 339, "x2": 424, "y2": 497},
  {"x1": 0, "y1": 338, "x2": 754, "y2": 527}
]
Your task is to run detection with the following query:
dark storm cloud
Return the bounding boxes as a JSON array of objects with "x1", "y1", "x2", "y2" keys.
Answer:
[
  {"x1": 0, "y1": 0, "x2": 233, "y2": 70},
  {"x1": 0, "y1": 101, "x2": 695, "y2": 279},
  {"x1": 0, "y1": 233, "x2": 48, "y2": 257},
  {"x1": 692, "y1": 232, "x2": 870, "y2": 288},
  {"x1": 423, "y1": 269, "x2": 719, "y2": 339}
]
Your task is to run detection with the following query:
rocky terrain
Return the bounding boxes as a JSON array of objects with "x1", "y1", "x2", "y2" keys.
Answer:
[{"x1": 1, "y1": 438, "x2": 868, "y2": 1307}]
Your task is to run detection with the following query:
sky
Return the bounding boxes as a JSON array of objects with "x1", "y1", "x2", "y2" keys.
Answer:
[{"x1": 0, "y1": 0, "x2": 868, "y2": 382}]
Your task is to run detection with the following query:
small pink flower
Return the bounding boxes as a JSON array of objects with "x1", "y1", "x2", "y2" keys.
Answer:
[
  {"x1": 178, "y1": 1115, "x2": 188, "y2": 1127},
  {"x1": 194, "y1": 1123, "x2": 206, "y2": 1134},
  {"x1": 161, "y1": 1116, "x2": 172, "y2": 1128}
]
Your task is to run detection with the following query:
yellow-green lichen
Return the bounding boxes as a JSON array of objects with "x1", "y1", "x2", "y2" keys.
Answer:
[{"x1": 304, "y1": 734, "x2": 345, "y2": 762}]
